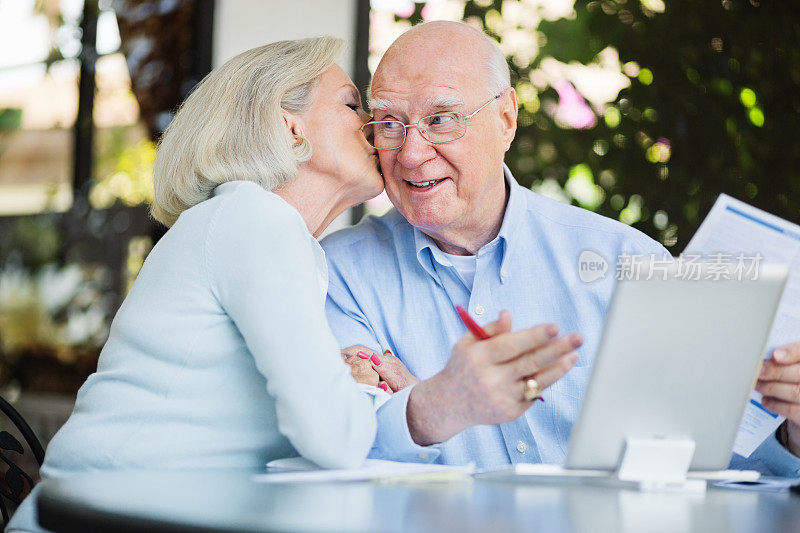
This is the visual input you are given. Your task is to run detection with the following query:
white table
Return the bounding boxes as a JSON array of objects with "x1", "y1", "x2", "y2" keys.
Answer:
[{"x1": 37, "y1": 468, "x2": 800, "y2": 532}]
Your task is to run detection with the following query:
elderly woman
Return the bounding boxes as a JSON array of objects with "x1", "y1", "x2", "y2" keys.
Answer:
[{"x1": 8, "y1": 36, "x2": 383, "y2": 532}]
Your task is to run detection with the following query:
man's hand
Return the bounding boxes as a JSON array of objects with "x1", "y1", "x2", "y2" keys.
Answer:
[
  {"x1": 406, "y1": 311, "x2": 582, "y2": 446},
  {"x1": 756, "y1": 342, "x2": 800, "y2": 457}
]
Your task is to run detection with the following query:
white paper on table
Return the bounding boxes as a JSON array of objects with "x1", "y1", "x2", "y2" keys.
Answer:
[
  {"x1": 685, "y1": 193, "x2": 800, "y2": 457},
  {"x1": 254, "y1": 457, "x2": 474, "y2": 483},
  {"x1": 714, "y1": 477, "x2": 799, "y2": 492}
]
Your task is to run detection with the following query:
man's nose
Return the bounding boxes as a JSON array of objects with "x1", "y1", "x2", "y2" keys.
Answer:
[{"x1": 396, "y1": 126, "x2": 435, "y2": 169}]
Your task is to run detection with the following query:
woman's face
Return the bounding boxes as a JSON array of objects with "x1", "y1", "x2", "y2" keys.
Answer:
[{"x1": 298, "y1": 65, "x2": 384, "y2": 205}]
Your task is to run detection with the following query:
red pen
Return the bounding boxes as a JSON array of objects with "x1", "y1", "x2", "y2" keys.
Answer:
[
  {"x1": 455, "y1": 305, "x2": 544, "y2": 402},
  {"x1": 455, "y1": 305, "x2": 490, "y2": 340}
]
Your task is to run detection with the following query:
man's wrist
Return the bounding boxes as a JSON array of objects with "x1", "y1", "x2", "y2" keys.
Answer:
[
  {"x1": 407, "y1": 373, "x2": 467, "y2": 446},
  {"x1": 783, "y1": 421, "x2": 800, "y2": 458}
]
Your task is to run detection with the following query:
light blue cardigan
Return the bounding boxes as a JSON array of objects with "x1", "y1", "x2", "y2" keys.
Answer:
[{"x1": 8, "y1": 181, "x2": 376, "y2": 532}]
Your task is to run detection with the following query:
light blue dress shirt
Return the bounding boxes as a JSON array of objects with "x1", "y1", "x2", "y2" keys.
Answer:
[{"x1": 322, "y1": 166, "x2": 800, "y2": 476}]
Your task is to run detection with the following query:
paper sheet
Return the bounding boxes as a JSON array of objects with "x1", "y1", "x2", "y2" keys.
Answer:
[
  {"x1": 477, "y1": 464, "x2": 760, "y2": 482},
  {"x1": 714, "y1": 477, "x2": 800, "y2": 492},
  {"x1": 254, "y1": 457, "x2": 474, "y2": 483},
  {"x1": 685, "y1": 194, "x2": 800, "y2": 457}
]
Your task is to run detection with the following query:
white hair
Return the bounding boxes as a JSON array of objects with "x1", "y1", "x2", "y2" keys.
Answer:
[
  {"x1": 368, "y1": 97, "x2": 395, "y2": 111},
  {"x1": 368, "y1": 21, "x2": 510, "y2": 110},
  {"x1": 151, "y1": 36, "x2": 344, "y2": 227},
  {"x1": 367, "y1": 94, "x2": 468, "y2": 112},
  {"x1": 484, "y1": 31, "x2": 511, "y2": 95},
  {"x1": 426, "y1": 94, "x2": 466, "y2": 109}
]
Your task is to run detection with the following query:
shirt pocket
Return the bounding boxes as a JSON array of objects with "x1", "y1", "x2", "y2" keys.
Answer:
[{"x1": 552, "y1": 364, "x2": 592, "y2": 402}]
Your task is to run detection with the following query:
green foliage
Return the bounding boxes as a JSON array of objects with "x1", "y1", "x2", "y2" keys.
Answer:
[
  {"x1": 558, "y1": 0, "x2": 800, "y2": 250},
  {"x1": 405, "y1": 0, "x2": 800, "y2": 251},
  {"x1": 0, "y1": 109, "x2": 22, "y2": 131},
  {"x1": 537, "y1": 15, "x2": 602, "y2": 65},
  {"x1": 0, "y1": 108, "x2": 22, "y2": 159},
  {"x1": 0, "y1": 215, "x2": 61, "y2": 271}
]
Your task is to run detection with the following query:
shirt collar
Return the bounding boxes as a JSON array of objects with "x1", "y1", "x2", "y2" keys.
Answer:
[{"x1": 413, "y1": 164, "x2": 527, "y2": 282}]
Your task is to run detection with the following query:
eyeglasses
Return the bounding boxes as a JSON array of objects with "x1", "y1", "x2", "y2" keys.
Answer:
[{"x1": 360, "y1": 93, "x2": 503, "y2": 150}]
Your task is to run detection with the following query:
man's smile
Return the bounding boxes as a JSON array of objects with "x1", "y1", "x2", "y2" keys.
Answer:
[{"x1": 403, "y1": 177, "x2": 450, "y2": 192}]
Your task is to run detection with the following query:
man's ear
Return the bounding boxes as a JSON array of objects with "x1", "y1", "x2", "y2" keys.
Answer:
[
  {"x1": 281, "y1": 109, "x2": 306, "y2": 144},
  {"x1": 499, "y1": 87, "x2": 518, "y2": 152}
]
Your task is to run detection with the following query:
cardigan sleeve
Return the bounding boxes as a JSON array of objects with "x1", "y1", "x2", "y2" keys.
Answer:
[{"x1": 206, "y1": 186, "x2": 376, "y2": 469}]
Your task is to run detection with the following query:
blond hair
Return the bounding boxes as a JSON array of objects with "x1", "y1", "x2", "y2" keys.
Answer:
[{"x1": 151, "y1": 36, "x2": 344, "y2": 227}]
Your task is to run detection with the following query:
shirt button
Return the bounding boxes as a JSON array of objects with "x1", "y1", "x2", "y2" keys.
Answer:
[
  {"x1": 475, "y1": 304, "x2": 485, "y2": 315},
  {"x1": 516, "y1": 441, "x2": 527, "y2": 454},
  {"x1": 419, "y1": 453, "x2": 429, "y2": 460},
  {"x1": 500, "y1": 269, "x2": 509, "y2": 279}
]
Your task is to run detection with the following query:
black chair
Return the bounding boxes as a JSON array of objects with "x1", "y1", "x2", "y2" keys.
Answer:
[{"x1": 1, "y1": 395, "x2": 45, "y2": 525}]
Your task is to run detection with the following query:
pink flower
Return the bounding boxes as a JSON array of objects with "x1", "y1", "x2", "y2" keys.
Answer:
[
  {"x1": 394, "y1": 2, "x2": 415, "y2": 18},
  {"x1": 554, "y1": 80, "x2": 597, "y2": 129}
]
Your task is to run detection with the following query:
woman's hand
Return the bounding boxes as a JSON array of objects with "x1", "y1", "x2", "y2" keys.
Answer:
[
  {"x1": 341, "y1": 345, "x2": 419, "y2": 394},
  {"x1": 371, "y1": 349, "x2": 419, "y2": 393},
  {"x1": 341, "y1": 346, "x2": 380, "y2": 388}
]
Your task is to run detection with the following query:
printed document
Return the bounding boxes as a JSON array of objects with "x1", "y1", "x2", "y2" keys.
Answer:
[
  {"x1": 255, "y1": 457, "x2": 474, "y2": 483},
  {"x1": 685, "y1": 193, "x2": 800, "y2": 457}
]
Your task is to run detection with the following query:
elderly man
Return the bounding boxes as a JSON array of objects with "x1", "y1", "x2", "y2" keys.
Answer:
[{"x1": 322, "y1": 21, "x2": 800, "y2": 473}]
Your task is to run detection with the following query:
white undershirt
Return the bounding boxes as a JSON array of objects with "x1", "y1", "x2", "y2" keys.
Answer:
[{"x1": 442, "y1": 251, "x2": 478, "y2": 290}]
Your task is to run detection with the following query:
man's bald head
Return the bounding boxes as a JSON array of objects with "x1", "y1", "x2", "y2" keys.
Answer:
[
  {"x1": 370, "y1": 21, "x2": 509, "y2": 107},
  {"x1": 364, "y1": 20, "x2": 518, "y2": 253}
]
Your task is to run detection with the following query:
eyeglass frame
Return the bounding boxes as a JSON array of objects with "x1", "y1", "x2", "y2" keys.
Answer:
[{"x1": 360, "y1": 92, "x2": 505, "y2": 150}]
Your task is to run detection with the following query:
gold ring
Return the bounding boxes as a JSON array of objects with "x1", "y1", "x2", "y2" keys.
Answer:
[{"x1": 523, "y1": 378, "x2": 542, "y2": 402}]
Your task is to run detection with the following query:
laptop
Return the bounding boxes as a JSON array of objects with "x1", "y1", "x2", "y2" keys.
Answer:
[{"x1": 482, "y1": 262, "x2": 788, "y2": 488}]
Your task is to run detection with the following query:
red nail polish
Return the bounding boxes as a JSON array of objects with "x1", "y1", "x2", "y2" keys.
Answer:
[
  {"x1": 371, "y1": 354, "x2": 381, "y2": 365},
  {"x1": 357, "y1": 351, "x2": 369, "y2": 359},
  {"x1": 379, "y1": 383, "x2": 388, "y2": 391},
  {"x1": 384, "y1": 349, "x2": 392, "y2": 355}
]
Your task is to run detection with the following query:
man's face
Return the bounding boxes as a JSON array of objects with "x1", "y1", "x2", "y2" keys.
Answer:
[{"x1": 370, "y1": 38, "x2": 516, "y2": 240}]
